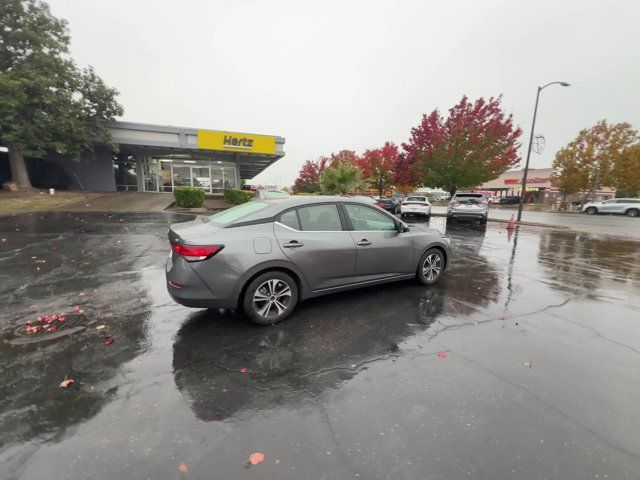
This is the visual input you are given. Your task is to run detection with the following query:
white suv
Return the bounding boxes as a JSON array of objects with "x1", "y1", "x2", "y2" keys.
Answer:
[
  {"x1": 582, "y1": 198, "x2": 640, "y2": 217},
  {"x1": 400, "y1": 195, "x2": 431, "y2": 218},
  {"x1": 448, "y1": 192, "x2": 489, "y2": 224}
]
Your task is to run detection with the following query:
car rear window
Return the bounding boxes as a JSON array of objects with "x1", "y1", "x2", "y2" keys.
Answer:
[
  {"x1": 207, "y1": 202, "x2": 269, "y2": 225},
  {"x1": 406, "y1": 196, "x2": 426, "y2": 202}
]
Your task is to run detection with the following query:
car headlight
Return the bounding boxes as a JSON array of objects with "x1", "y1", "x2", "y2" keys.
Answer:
[{"x1": 442, "y1": 237, "x2": 451, "y2": 246}]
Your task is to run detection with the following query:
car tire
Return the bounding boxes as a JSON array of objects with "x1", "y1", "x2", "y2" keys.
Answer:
[
  {"x1": 585, "y1": 207, "x2": 597, "y2": 215},
  {"x1": 243, "y1": 271, "x2": 299, "y2": 325},
  {"x1": 626, "y1": 208, "x2": 639, "y2": 217},
  {"x1": 416, "y1": 248, "x2": 445, "y2": 286}
]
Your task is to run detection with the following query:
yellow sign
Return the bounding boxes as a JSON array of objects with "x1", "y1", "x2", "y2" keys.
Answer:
[{"x1": 197, "y1": 130, "x2": 276, "y2": 155}]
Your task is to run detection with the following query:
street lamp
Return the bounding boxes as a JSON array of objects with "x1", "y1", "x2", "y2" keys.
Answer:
[{"x1": 516, "y1": 81, "x2": 570, "y2": 222}]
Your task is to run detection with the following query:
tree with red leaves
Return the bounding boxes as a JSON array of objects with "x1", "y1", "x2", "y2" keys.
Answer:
[
  {"x1": 292, "y1": 157, "x2": 329, "y2": 193},
  {"x1": 358, "y1": 142, "x2": 399, "y2": 197},
  {"x1": 329, "y1": 150, "x2": 360, "y2": 167},
  {"x1": 400, "y1": 95, "x2": 522, "y2": 196}
]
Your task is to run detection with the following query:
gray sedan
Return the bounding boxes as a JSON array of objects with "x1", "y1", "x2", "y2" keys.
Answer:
[{"x1": 166, "y1": 196, "x2": 451, "y2": 325}]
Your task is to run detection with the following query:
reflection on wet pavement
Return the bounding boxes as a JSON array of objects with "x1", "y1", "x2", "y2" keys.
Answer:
[{"x1": 1, "y1": 213, "x2": 640, "y2": 479}]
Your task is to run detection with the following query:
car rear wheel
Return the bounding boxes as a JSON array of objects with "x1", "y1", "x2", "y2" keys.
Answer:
[
  {"x1": 416, "y1": 248, "x2": 445, "y2": 285},
  {"x1": 243, "y1": 271, "x2": 299, "y2": 325},
  {"x1": 626, "y1": 208, "x2": 639, "y2": 217},
  {"x1": 585, "y1": 207, "x2": 597, "y2": 215}
]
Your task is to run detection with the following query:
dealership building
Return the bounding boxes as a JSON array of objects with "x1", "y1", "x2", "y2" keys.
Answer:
[{"x1": 46, "y1": 121, "x2": 286, "y2": 194}]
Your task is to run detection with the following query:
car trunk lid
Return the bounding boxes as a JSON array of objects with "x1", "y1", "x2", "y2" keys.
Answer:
[{"x1": 168, "y1": 216, "x2": 222, "y2": 245}]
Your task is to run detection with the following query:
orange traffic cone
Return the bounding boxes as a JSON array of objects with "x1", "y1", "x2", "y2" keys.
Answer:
[{"x1": 506, "y1": 214, "x2": 516, "y2": 230}]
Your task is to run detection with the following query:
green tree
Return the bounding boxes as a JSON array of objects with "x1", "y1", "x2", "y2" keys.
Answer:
[
  {"x1": 612, "y1": 143, "x2": 640, "y2": 196},
  {"x1": 551, "y1": 120, "x2": 638, "y2": 201},
  {"x1": 319, "y1": 163, "x2": 369, "y2": 195},
  {"x1": 0, "y1": 0, "x2": 123, "y2": 189}
]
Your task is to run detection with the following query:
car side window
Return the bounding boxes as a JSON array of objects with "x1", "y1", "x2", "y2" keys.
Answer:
[
  {"x1": 297, "y1": 204, "x2": 343, "y2": 231},
  {"x1": 278, "y1": 209, "x2": 300, "y2": 230},
  {"x1": 344, "y1": 204, "x2": 396, "y2": 231}
]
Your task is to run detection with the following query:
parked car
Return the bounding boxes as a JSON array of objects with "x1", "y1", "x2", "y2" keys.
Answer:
[
  {"x1": 250, "y1": 189, "x2": 291, "y2": 200},
  {"x1": 401, "y1": 195, "x2": 431, "y2": 218},
  {"x1": 582, "y1": 198, "x2": 640, "y2": 217},
  {"x1": 376, "y1": 197, "x2": 400, "y2": 214},
  {"x1": 166, "y1": 196, "x2": 451, "y2": 325},
  {"x1": 488, "y1": 195, "x2": 501, "y2": 204},
  {"x1": 448, "y1": 192, "x2": 489, "y2": 223},
  {"x1": 499, "y1": 195, "x2": 521, "y2": 205}
]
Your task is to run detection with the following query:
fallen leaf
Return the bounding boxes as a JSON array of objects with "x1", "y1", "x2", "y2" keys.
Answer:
[
  {"x1": 240, "y1": 367, "x2": 248, "y2": 373},
  {"x1": 437, "y1": 352, "x2": 448, "y2": 358},
  {"x1": 523, "y1": 361, "x2": 532, "y2": 368},
  {"x1": 79, "y1": 291, "x2": 86, "y2": 296},
  {"x1": 248, "y1": 452, "x2": 265, "y2": 465},
  {"x1": 499, "y1": 316, "x2": 505, "y2": 320},
  {"x1": 72, "y1": 306, "x2": 80, "y2": 312},
  {"x1": 275, "y1": 458, "x2": 280, "y2": 465},
  {"x1": 178, "y1": 462, "x2": 188, "y2": 473},
  {"x1": 104, "y1": 312, "x2": 113, "y2": 318},
  {"x1": 59, "y1": 377, "x2": 74, "y2": 388},
  {"x1": 96, "y1": 324, "x2": 106, "y2": 330},
  {"x1": 515, "y1": 322, "x2": 519, "y2": 326},
  {"x1": 103, "y1": 336, "x2": 114, "y2": 345}
]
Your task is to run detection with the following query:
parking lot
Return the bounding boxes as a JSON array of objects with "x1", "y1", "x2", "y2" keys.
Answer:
[{"x1": 1, "y1": 212, "x2": 640, "y2": 479}]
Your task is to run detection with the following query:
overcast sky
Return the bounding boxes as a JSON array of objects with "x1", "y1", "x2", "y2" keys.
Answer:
[{"x1": 48, "y1": 0, "x2": 640, "y2": 187}]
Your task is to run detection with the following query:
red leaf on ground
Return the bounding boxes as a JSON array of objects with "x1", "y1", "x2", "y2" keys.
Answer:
[
  {"x1": 248, "y1": 452, "x2": 265, "y2": 465},
  {"x1": 499, "y1": 316, "x2": 505, "y2": 320},
  {"x1": 103, "y1": 336, "x2": 114, "y2": 345},
  {"x1": 59, "y1": 377, "x2": 74, "y2": 388},
  {"x1": 437, "y1": 352, "x2": 448, "y2": 358},
  {"x1": 178, "y1": 462, "x2": 188, "y2": 473},
  {"x1": 240, "y1": 367, "x2": 248, "y2": 373},
  {"x1": 72, "y1": 306, "x2": 80, "y2": 312}
]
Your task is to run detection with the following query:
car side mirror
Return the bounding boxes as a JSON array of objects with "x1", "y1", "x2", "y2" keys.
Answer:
[{"x1": 397, "y1": 221, "x2": 408, "y2": 233}]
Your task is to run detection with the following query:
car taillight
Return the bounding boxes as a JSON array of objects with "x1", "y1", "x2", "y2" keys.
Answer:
[{"x1": 171, "y1": 243, "x2": 224, "y2": 262}]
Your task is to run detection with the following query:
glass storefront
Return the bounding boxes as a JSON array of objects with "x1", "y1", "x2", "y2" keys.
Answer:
[{"x1": 139, "y1": 158, "x2": 237, "y2": 194}]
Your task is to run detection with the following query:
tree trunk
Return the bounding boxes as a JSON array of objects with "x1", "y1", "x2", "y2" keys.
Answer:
[
  {"x1": 449, "y1": 187, "x2": 457, "y2": 198},
  {"x1": 8, "y1": 147, "x2": 32, "y2": 190}
]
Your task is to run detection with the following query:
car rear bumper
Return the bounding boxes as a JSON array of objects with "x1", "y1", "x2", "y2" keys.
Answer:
[
  {"x1": 447, "y1": 209, "x2": 488, "y2": 219},
  {"x1": 166, "y1": 255, "x2": 237, "y2": 309},
  {"x1": 401, "y1": 207, "x2": 431, "y2": 215}
]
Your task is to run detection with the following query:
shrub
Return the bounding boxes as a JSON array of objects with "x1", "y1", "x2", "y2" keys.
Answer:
[
  {"x1": 224, "y1": 188, "x2": 253, "y2": 205},
  {"x1": 174, "y1": 186, "x2": 205, "y2": 208}
]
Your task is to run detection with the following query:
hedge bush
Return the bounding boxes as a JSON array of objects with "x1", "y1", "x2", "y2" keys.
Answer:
[
  {"x1": 174, "y1": 186, "x2": 205, "y2": 208},
  {"x1": 224, "y1": 188, "x2": 253, "y2": 205}
]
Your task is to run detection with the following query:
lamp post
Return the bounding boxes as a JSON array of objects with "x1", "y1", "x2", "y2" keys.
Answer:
[{"x1": 517, "y1": 81, "x2": 570, "y2": 222}]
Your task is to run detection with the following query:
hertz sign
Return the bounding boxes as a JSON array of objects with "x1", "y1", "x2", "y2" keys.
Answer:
[{"x1": 197, "y1": 130, "x2": 276, "y2": 155}]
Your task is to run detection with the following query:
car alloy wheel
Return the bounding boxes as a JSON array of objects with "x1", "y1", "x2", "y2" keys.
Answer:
[
  {"x1": 243, "y1": 271, "x2": 299, "y2": 325},
  {"x1": 586, "y1": 207, "x2": 597, "y2": 215},
  {"x1": 417, "y1": 248, "x2": 445, "y2": 285},
  {"x1": 627, "y1": 209, "x2": 639, "y2": 217}
]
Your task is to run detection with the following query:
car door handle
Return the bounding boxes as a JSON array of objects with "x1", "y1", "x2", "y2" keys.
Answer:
[
  {"x1": 283, "y1": 241, "x2": 304, "y2": 248},
  {"x1": 356, "y1": 239, "x2": 372, "y2": 246}
]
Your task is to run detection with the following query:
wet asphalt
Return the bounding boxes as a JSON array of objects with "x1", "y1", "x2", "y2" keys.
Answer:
[{"x1": 1, "y1": 212, "x2": 639, "y2": 480}]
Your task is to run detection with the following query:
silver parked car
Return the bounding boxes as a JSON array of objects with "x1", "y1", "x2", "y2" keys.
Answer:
[
  {"x1": 582, "y1": 198, "x2": 640, "y2": 217},
  {"x1": 447, "y1": 192, "x2": 489, "y2": 223},
  {"x1": 166, "y1": 196, "x2": 452, "y2": 325}
]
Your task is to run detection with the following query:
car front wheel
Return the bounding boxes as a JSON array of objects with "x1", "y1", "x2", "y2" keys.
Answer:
[
  {"x1": 585, "y1": 207, "x2": 597, "y2": 215},
  {"x1": 243, "y1": 271, "x2": 299, "y2": 325},
  {"x1": 416, "y1": 248, "x2": 445, "y2": 285}
]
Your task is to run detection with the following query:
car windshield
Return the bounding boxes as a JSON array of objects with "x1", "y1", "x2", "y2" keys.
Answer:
[
  {"x1": 207, "y1": 202, "x2": 269, "y2": 225},
  {"x1": 406, "y1": 197, "x2": 425, "y2": 202}
]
